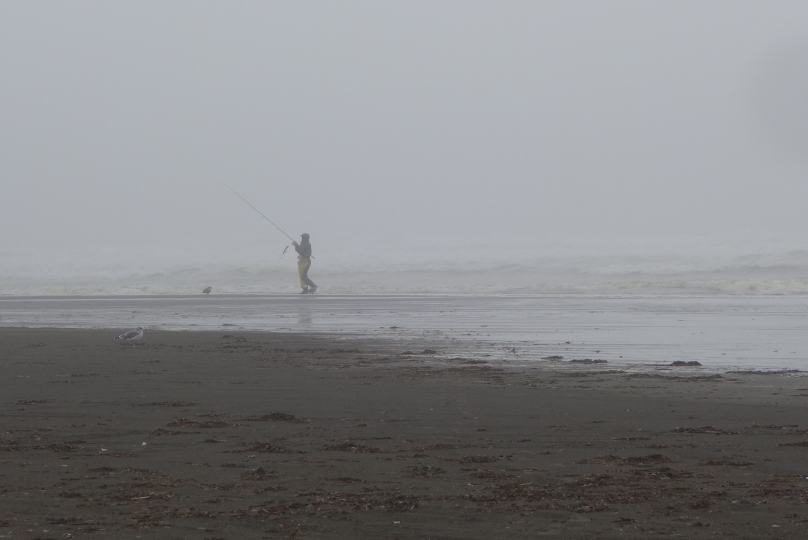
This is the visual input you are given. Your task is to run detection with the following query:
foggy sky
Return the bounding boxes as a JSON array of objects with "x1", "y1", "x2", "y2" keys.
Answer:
[{"x1": 2, "y1": 1, "x2": 808, "y2": 260}]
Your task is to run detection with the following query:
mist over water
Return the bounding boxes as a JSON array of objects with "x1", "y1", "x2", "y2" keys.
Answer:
[
  {"x1": 1, "y1": 2, "x2": 808, "y2": 296},
  {"x1": 5, "y1": 233, "x2": 808, "y2": 295}
]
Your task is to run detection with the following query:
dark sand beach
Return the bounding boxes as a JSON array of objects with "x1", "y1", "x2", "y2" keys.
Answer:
[{"x1": 2, "y1": 327, "x2": 808, "y2": 539}]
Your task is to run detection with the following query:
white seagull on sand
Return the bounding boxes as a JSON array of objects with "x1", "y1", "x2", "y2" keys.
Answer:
[{"x1": 116, "y1": 327, "x2": 144, "y2": 341}]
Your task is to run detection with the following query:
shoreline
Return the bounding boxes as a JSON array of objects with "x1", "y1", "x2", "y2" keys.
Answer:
[
  {"x1": 3, "y1": 294, "x2": 808, "y2": 373},
  {"x1": 1, "y1": 324, "x2": 804, "y2": 376},
  {"x1": 2, "y1": 328, "x2": 808, "y2": 538}
]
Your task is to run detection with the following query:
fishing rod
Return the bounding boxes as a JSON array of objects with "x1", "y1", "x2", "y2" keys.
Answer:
[{"x1": 223, "y1": 184, "x2": 296, "y2": 243}]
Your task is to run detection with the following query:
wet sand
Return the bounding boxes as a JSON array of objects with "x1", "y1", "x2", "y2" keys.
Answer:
[
  {"x1": 5, "y1": 294, "x2": 808, "y2": 370},
  {"x1": 2, "y1": 327, "x2": 808, "y2": 539}
]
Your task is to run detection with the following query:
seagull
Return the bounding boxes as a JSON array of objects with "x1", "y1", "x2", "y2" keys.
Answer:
[
  {"x1": 116, "y1": 327, "x2": 144, "y2": 341},
  {"x1": 203, "y1": 286, "x2": 212, "y2": 294}
]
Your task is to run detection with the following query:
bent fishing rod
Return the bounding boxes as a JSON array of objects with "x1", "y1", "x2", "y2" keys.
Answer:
[
  {"x1": 223, "y1": 184, "x2": 312, "y2": 258},
  {"x1": 223, "y1": 184, "x2": 296, "y2": 243}
]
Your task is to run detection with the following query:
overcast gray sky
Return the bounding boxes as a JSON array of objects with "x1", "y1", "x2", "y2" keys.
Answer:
[{"x1": 1, "y1": 1, "x2": 807, "y2": 260}]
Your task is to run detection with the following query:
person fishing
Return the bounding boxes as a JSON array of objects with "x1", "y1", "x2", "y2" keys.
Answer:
[
  {"x1": 223, "y1": 185, "x2": 320, "y2": 293},
  {"x1": 292, "y1": 233, "x2": 317, "y2": 293}
]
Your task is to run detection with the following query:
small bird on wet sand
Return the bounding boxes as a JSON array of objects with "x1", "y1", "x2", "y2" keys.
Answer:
[
  {"x1": 116, "y1": 327, "x2": 144, "y2": 341},
  {"x1": 203, "y1": 286, "x2": 212, "y2": 294}
]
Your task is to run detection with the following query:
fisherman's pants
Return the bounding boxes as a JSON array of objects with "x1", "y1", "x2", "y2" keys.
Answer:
[{"x1": 297, "y1": 258, "x2": 317, "y2": 289}]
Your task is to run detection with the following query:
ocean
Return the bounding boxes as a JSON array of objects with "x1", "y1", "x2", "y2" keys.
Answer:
[
  {"x1": 3, "y1": 234, "x2": 808, "y2": 296},
  {"x1": 3, "y1": 235, "x2": 808, "y2": 372}
]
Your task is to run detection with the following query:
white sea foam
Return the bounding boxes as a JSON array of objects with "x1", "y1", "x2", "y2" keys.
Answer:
[{"x1": 4, "y1": 234, "x2": 808, "y2": 296}]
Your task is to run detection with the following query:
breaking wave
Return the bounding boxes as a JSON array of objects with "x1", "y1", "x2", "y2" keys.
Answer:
[{"x1": 4, "y1": 235, "x2": 808, "y2": 296}]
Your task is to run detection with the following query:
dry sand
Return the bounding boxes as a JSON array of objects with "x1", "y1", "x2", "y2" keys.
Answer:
[{"x1": 2, "y1": 327, "x2": 808, "y2": 539}]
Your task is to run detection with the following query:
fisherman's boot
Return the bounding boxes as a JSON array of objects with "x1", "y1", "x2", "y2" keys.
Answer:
[{"x1": 300, "y1": 287, "x2": 309, "y2": 294}]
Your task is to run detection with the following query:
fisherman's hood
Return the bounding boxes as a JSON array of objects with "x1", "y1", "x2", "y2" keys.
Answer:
[{"x1": 301, "y1": 233, "x2": 310, "y2": 241}]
